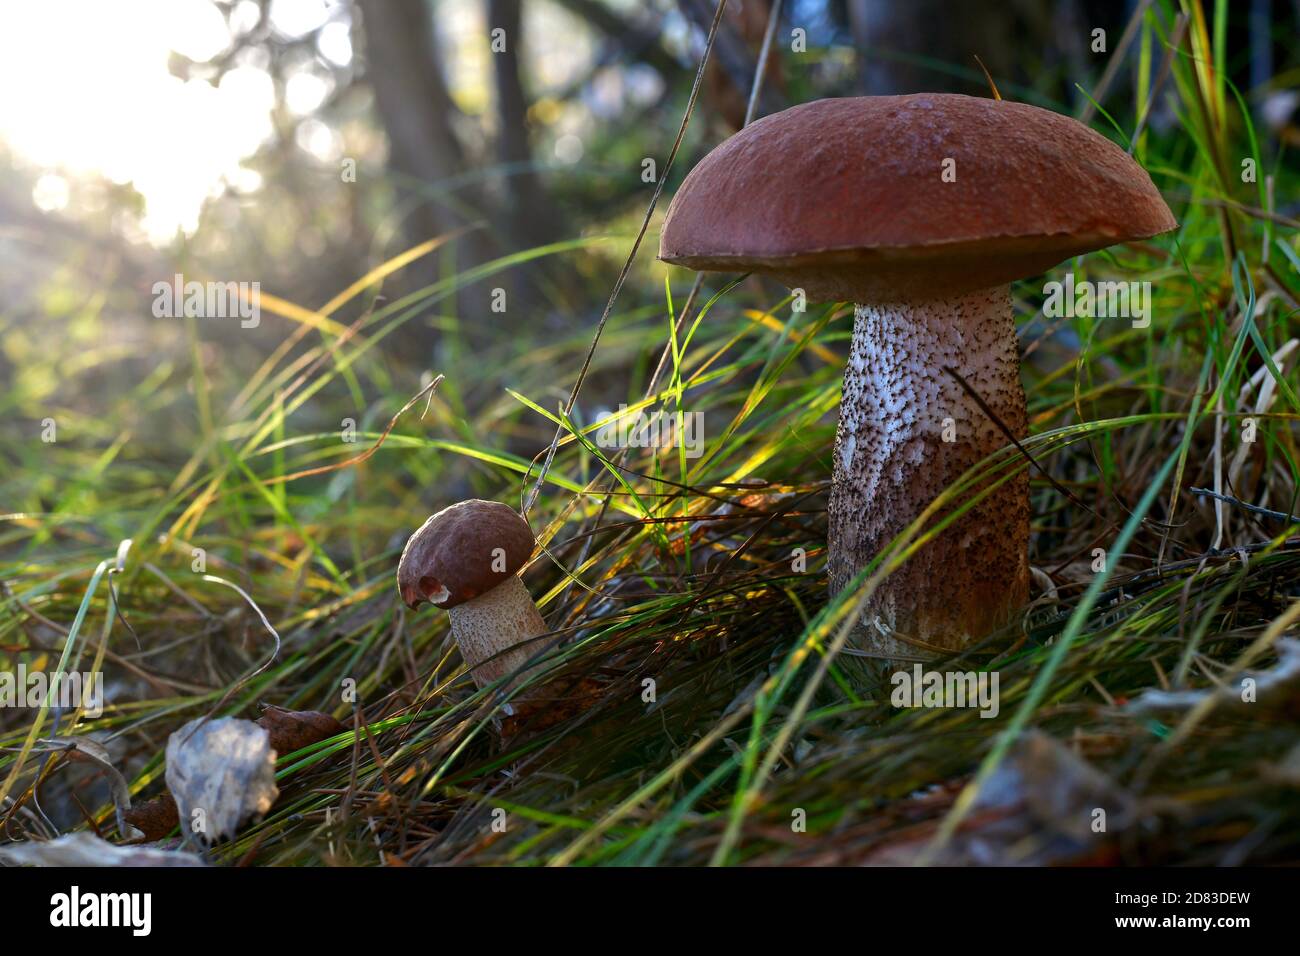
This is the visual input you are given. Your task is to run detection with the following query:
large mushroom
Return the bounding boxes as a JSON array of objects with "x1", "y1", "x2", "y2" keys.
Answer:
[
  {"x1": 660, "y1": 94, "x2": 1175, "y2": 658},
  {"x1": 397, "y1": 499, "x2": 548, "y2": 696}
]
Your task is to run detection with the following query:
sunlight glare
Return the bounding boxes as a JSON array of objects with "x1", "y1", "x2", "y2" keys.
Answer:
[{"x1": 0, "y1": 0, "x2": 276, "y2": 244}]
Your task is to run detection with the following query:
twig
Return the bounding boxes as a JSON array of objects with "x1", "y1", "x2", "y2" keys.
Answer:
[
  {"x1": 540, "y1": 0, "x2": 782, "y2": 613},
  {"x1": 1129, "y1": 13, "x2": 1188, "y2": 153},
  {"x1": 266, "y1": 374, "x2": 443, "y2": 485},
  {"x1": 744, "y1": 0, "x2": 783, "y2": 125},
  {"x1": 523, "y1": 0, "x2": 731, "y2": 517},
  {"x1": 185, "y1": 575, "x2": 285, "y2": 742},
  {"x1": 1077, "y1": 0, "x2": 1152, "y2": 123},
  {"x1": 1188, "y1": 487, "x2": 1300, "y2": 524},
  {"x1": 942, "y1": 365, "x2": 1176, "y2": 537}
]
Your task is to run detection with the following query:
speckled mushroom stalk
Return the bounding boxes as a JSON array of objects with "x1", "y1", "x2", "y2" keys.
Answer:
[{"x1": 831, "y1": 287, "x2": 1028, "y2": 657}]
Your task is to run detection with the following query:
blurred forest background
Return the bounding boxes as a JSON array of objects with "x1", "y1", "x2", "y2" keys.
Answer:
[{"x1": 4, "y1": 0, "x2": 1297, "y2": 458}]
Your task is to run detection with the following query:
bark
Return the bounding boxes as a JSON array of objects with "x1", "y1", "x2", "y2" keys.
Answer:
[
  {"x1": 677, "y1": 0, "x2": 783, "y2": 127},
  {"x1": 550, "y1": 0, "x2": 681, "y2": 77},
  {"x1": 357, "y1": 0, "x2": 494, "y2": 341},
  {"x1": 487, "y1": 0, "x2": 564, "y2": 264}
]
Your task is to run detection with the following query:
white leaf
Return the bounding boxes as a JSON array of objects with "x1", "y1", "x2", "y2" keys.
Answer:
[
  {"x1": 165, "y1": 717, "x2": 279, "y2": 845},
  {"x1": 0, "y1": 831, "x2": 205, "y2": 867}
]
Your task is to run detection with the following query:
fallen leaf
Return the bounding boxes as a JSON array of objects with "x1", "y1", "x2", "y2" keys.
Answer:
[
  {"x1": 0, "y1": 831, "x2": 205, "y2": 867},
  {"x1": 165, "y1": 717, "x2": 279, "y2": 845},
  {"x1": 120, "y1": 793, "x2": 181, "y2": 842},
  {"x1": 36, "y1": 736, "x2": 141, "y2": 840},
  {"x1": 126, "y1": 708, "x2": 343, "y2": 841},
  {"x1": 866, "y1": 731, "x2": 1137, "y2": 866},
  {"x1": 255, "y1": 705, "x2": 344, "y2": 754},
  {"x1": 1127, "y1": 638, "x2": 1300, "y2": 715}
]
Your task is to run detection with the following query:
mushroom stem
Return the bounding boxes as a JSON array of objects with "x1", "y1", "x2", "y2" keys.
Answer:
[
  {"x1": 829, "y1": 284, "x2": 1029, "y2": 658},
  {"x1": 446, "y1": 575, "x2": 548, "y2": 692}
]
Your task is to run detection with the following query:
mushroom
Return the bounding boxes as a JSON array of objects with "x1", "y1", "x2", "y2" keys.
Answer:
[
  {"x1": 397, "y1": 499, "x2": 548, "y2": 695},
  {"x1": 659, "y1": 94, "x2": 1175, "y2": 658}
]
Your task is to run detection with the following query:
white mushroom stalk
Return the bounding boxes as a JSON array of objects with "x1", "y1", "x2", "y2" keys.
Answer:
[{"x1": 446, "y1": 575, "x2": 548, "y2": 690}]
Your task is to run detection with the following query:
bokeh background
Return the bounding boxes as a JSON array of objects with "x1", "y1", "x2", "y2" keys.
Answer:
[{"x1": 4, "y1": 0, "x2": 1296, "y2": 450}]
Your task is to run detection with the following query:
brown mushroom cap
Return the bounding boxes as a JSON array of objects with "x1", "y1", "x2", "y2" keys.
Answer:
[
  {"x1": 659, "y1": 94, "x2": 1177, "y2": 302},
  {"x1": 397, "y1": 499, "x2": 535, "y2": 610}
]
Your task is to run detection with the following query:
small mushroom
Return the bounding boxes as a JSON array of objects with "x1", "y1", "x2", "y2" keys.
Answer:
[
  {"x1": 397, "y1": 499, "x2": 548, "y2": 696},
  {"x1": 660, "y1": 94, "x2": 1175, "y2": 657}
]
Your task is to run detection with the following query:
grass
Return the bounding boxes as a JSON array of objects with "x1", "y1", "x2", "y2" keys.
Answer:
[{"x1": 1, "y1": 0, "x2": 1298, "y2": 865}]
